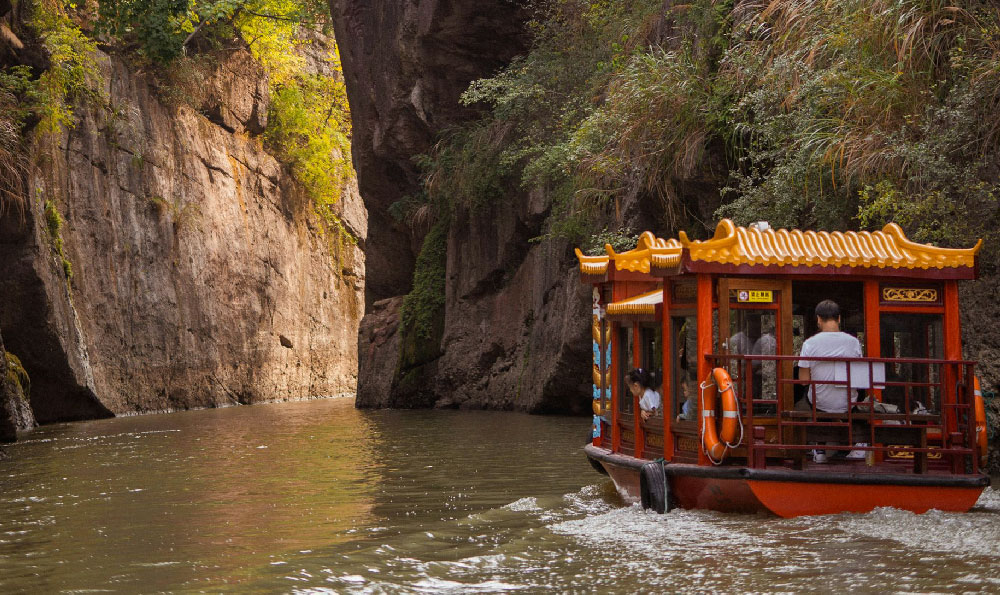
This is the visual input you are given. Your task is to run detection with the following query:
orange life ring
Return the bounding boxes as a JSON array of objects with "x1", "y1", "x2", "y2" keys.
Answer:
[
  {"x1": 975, "y1": 376, "x2": 988, "y2": 467},
  {"x1": 701, "y1": 367, "x2": 743, "y2": 463}
]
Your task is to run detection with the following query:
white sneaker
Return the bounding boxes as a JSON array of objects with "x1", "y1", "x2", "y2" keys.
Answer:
[
  {"x1": 813, "y1": 450, "x2": 828, "y2": 464},
  {"x1": 846, "y1": 443, "x2": 868, "y2": 460}
]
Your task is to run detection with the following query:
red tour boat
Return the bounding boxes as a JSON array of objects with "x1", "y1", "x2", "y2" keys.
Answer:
[{"x1": 577, "y1": 220, "x2": 989, "y2": 517}]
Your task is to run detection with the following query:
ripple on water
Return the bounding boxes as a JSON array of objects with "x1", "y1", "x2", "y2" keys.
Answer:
[{"x1": 832, "y1": 487, "x2": 1000, "y2": 557}]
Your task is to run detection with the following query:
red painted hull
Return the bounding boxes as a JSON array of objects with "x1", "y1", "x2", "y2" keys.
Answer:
[
  {"x1": 586, "y1": 445, "x2": 987, "y2": 517},
  {"x1": 747, "y1": 480, "x2": 983, "y2": 518}
]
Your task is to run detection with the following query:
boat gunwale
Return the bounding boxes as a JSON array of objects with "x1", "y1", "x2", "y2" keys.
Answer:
[{"x1": 584, "y1": 444, "x2": 990, "y2": 488}]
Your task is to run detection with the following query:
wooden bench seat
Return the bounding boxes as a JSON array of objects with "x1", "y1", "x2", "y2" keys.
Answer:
[
  {"x1": 780, "y1": 411, "x2": 933, "y2": 473},
  {"x1": 780, "y1": 410, "x2": 939, "y2": 423}
]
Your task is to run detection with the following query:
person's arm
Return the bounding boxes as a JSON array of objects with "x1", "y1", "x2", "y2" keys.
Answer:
[{"x1": 798, "y1": 340, "x2": 813, "y2": 402}]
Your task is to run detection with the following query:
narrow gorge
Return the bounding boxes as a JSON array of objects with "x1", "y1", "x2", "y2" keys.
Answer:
[{"x1": 0, "y1": 0, "x2": 997, "y2": 459}]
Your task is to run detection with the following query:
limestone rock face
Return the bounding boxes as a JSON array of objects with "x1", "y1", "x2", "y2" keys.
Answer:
[
  {"x1": 329, "y1": 0, "x2": 530, "y2": 304},
  {"x1": 355, "y1": 296, "x2": 407, "y2": 408},
  {"x1": 433, "y1": 200, "x2": 591, "y2": 413},
  {"x1": 0, "y1": 330, "x2": 36, "y2": 442},
  {"x1": 332, "y1": 1, "x2": 594, "y2": 412},
  {"x1": 0, "y1": 47, "x2": 365, "y2": 422}
]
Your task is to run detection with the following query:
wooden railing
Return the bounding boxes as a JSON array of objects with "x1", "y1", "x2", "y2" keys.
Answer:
[{"x1": 706, "y1": 354, "x2": 980, "y2": 474}]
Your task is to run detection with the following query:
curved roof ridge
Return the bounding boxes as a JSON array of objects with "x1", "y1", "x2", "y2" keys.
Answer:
[{"x1": 575, "y1": 220, "x2": 980, "y2": 276}]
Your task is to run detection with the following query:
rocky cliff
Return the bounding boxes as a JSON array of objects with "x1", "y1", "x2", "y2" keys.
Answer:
[
  {"x1": 330, "y1": 0, "x2": 592, "y2": 413},
  {"x1": 334, "y1": 0, "x2": 1000, "y2": 425},
  {"x1": 0, "y1": 29, "x2": 365, "y2": 424},
  {"x1": 0, "y1": 329, "x2": 36, "y2": 441},
  {"x1": 330, "y1": 0, "x2": 530, "y2": 304}
]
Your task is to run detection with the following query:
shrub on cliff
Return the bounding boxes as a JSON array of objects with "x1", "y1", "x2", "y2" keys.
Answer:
[
  {"x1": 422, "y1": 0, "x2": 1000, "y2": 268},
  {"x1": 92, "y1": 0, "x2": 355, "y2": 242}
]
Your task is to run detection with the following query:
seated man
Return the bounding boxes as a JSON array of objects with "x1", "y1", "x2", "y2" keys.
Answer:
[{"x1": 796, "y1": 299, "x2": 863, "y2": 462}]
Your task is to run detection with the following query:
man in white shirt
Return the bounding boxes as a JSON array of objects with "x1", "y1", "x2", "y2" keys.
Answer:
[
  {"x1": 796, "y1": 300, "x2": 862, "y2": 413},
  {"x1": 796, "y1": 300, "x2": 863, "y2": 462}
]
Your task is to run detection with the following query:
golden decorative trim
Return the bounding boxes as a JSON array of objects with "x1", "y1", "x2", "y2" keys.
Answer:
[
  {"x1": 622, "y1": 429, "x2": 635, "y2": 443},
  {"x1": 650, "y1": 253, "x2": 681, "y2": 269},
  {"x1": 678, "y1": 219, "x2": 981, "y2": 270},
  {"x1": 592, "y1": 364, "x2": 610, "y2": 387},
  {"x1": 606, "y1": 289, "x2": 661, "y2": 317},
  {"x1": 606, "y1": 303, "x2": 656, "y2": 316},
  {"x1": 575, "y1": 220, "x2": 981, "y2": 275},
  {"x1": 887, "y1": 447, "x2": 942, "y2": 459},
  {"x1": 882, "y1": 287, "x2": 938, "y2": 303},
  {"x1": 678, "y1": 437, "x2": 700, "y2": 452},
  {"x1": 645, "y1": 433, "x2": 664, "y2": 447}
]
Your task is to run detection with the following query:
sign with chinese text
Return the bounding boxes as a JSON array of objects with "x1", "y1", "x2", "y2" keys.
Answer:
[{"x1": 736, "y1": 290, "x2": 773, "y2": 303}]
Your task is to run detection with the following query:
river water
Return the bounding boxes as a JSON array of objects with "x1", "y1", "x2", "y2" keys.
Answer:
[{"x1": 1, "y1": 397, "x2": 997, "y2": 593}]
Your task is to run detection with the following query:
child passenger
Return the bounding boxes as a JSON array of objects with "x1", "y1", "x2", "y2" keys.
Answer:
[
  {"x1": 627, "y1": 368, "x2": 661, "y2": 421},
  {"x1": 676, "y1": 371, "x2": 697, "y2": 421}
]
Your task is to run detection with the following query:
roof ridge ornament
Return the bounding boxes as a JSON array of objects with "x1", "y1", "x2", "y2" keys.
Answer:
[{"x1": 575, "y1": 219, "x2": 981, "y2": 278}]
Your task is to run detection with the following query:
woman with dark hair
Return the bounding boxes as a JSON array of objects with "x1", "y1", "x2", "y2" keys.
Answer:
[{"x1": 627, "y1": 368, "x2": 661, "y2": 421}]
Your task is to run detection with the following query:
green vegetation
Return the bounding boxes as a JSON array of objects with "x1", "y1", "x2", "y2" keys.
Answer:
[
  {"x1": 265, "y1": 70, "x2": 352, "y2": 230},
  {"x1": 4, "y1": 351, "x2": 30, "y2": 400},
  {"x1": 583, "y1": 227, "x2": 639, "y2": 256},
  {"x1": 400, "y1": 220, "x2": 449, "y2": 342},
  {"x1": 0, "y1": 0, "x2": 101, "y2": 184},
  {"x1": 422, "y1": 0, "x2": 1000, "y2": 270},
  {"x1": 30, "y1": 0, "x2": 102, "y2": 135},
  {"x1": 43, "y1": 198, "x2": 72, "y2": 279},
  {"x1": 394, "y1": 219, "x2": 449, "y2": 394},
  {"x1": 90, "y1": 0, "x2": 353, "y2": 235}
]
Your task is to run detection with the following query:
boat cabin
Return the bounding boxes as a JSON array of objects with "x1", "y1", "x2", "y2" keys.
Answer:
[{"x1": 578, "y1": 219, "x2": 985, "y2": 477}]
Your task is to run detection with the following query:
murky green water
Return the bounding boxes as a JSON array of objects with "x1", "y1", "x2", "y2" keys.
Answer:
[{"x1": 1, "y1": 397, "x2": 998, "y2": 593}]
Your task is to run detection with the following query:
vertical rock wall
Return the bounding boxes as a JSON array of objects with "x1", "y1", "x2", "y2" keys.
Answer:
[
  {"x1": 0, "y1": 45, "x2": 366, "y2": 423},
  {"x1": 330, "y1": 0, "x2": 531, "y2": 304},
  {"x1": 331, "y1": 0, "x2": 592, "y2": 412},
  {"x1": 0, "y1": 329, "x2": 36, "y2": 441}
]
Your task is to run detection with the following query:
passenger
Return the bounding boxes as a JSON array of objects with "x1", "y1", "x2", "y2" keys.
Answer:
[
  {"x1": 796, "y1": 299, "x2": 862, "y2": 413},
  {"x1": 627, "y1": 368, "x2": 661, "y2": 422},
  {"x1": 796, "y1": 299, "x2": 863, "y2": 463},
  {"x1": 675, "y1": 371, "x2": 697, "y2": 421}
]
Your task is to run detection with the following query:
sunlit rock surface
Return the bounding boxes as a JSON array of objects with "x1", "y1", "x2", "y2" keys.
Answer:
[{"x1": 0, "y1": 45, "x2": 365, "y2": 422}]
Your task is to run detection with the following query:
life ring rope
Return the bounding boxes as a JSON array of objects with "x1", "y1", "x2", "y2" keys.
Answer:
[
  {"x1": 700, "y1": 368, "x2": 744, "y2": 465},
  {"x1": 974, "y1": 376, "x2": 988, "y2": 467}
]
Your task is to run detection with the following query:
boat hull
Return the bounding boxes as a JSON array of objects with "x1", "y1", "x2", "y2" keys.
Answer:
[{"x1": 585, "y1": 444, "x2": 988, "y2": 517}]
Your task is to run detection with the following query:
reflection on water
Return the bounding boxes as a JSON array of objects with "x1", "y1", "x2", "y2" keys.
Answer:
[{"x1": 0, "y1": 398, "x2": 997, "y2": 592}]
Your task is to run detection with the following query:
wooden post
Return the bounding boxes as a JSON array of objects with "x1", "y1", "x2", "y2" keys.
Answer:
[
  {"x1": 863, "y1": 280, "x2": 881, "y2": 388},
  {"x1": 662, "y1": 282, "x2": 673, "y2": 461},
  {"x1": 697, "y1": 274, "x2": 713, "y2": 466},
  {"x1": 611, "y1": 320, "x2": 621, "y2": 453},
  {"x1": 633, "y1": 322, "x2": 642, "y2": 458},
  {"x1": 864, "y1": 279, "x2": 885, "y2": 463},
  {"x1": 943, "y1": 280, "x2": 961, "y2": 439}
]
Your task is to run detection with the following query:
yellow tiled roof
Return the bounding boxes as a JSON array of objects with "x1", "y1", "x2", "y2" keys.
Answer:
[
  {"x1": 574, "y1": 231, "x2": 682, "y2": 276},
  {"x1": 680, "y1": 220, "x2": 981, "y2": 270},
  {"x1": 606, "y1": 289, "x2": 662, "y2": 316},
  {"x1": 575, "y1": 220, "x2": 981, "y2": 275}
]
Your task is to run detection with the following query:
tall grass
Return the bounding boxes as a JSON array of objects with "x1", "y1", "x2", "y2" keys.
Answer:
[{"x1": 419, "y1": 0, "x2": 1000, "y2": 265}]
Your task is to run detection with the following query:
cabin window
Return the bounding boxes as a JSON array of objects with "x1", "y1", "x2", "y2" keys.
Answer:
[
  {"x1": 618, "y1": 325, "x2": 634, "y2": 415},
  {"x1": 724, "y1": 303, "x2": 778, "y2": 404},
  {"x1": 671, "y1": 315, "x2": 697, "y2": 422},
  {"x1": 640, "y1": 324, "x2": 663, "y2": 419},
  {"x1": 880, "y1": 313, "x2": 944, "y2": 411},
  {"x1": 791, "y1": 281, "x2": 865, "y2": 405},
  {"x1": 791, "y1": 281, "x2": 865, "y2": 342}
]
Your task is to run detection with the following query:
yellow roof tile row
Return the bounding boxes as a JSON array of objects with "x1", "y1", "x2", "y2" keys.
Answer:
[
  {"x1": 575, "y1": 219, "x2": 981, "y2": 275},
  {"x1": 605, "y1": 289, "x2": 662, "y2": 316}
]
